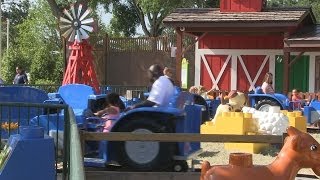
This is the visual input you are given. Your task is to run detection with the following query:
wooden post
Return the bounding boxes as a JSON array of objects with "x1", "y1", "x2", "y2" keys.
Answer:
[
  {"x1": 175, "y1": 28, "x2": 183, "y2": 87},
  {"x1": 283, "y1": 51, "x2": 290, "y2": 94},
  {"x1": 104, "y1": 33, "x2": 109, "y2": 85},
  {"x1": 229, "y1": 153, "x2": 253, "y2": 167},
  {"x1": 283, "y1": 32, "x2": 290, "y2": 94}
]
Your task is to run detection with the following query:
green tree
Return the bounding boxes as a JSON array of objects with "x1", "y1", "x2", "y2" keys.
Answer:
[
  {"x1": 47, "y1": 0, "x2": 219, "y2": 37},
  {"x1": 90, "y1": 0, "x2": 218, "y2": 37},
  {"x1": 0, "y1": 1, "x2": 30, "y2": 61},
  {"x1": 267, "y1": 0, "x2": 320, "y2": 21},
  {"x1": 2, "y1": 0, "x2": 30, "y2": 26},
  {"x1": 1, "y1": 1, "x2": 63, "y2": 84}
]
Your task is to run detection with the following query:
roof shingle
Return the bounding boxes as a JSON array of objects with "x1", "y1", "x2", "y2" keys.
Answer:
[{"x1": 163, "y1": 8, "x2": 311, "y2": 27}]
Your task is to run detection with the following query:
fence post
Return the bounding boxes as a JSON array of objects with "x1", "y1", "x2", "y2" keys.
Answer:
[{"x1": 68, "y1": 107, "x2": 85, "y2": 180}]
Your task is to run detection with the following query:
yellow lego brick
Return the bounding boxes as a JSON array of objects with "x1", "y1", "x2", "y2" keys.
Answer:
[
  {"x1": 201, "y1": 122, "x2": 216, "y2": 134},
  {"x1": 280, "y1": 110, "x2": 288, "y2": 115},
  {"x1": 201, "y1": 112, "x2": 258, "y2": 135},
  {"x1": 224, "y1": 143, "x2": 269, "y2": 154},
  {"x1": 287, "y1": 111, "x2": 306, "y2": 133},
  {"x1": 215, "y1": 112, "x2": 245, "y2": 134}
]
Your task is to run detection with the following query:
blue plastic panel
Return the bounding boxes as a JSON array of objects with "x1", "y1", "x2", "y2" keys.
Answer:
[
  {"x1": 0, "y1": 129, "x2": 55, "y2": 180},
  {"x1": 0, "y1": 86, "x2": 48, "y2": 138},
  {"x1": 58, "y1": 84, "x2": 95, "y2": 110}
]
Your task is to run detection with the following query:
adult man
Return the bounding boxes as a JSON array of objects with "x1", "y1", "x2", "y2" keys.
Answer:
[
  {"x1": 13, "y1": 66, "x2": 28, "y2": 84},
  {"x1": 128, "y1": 64, "x2": 175, "y2": 109}
]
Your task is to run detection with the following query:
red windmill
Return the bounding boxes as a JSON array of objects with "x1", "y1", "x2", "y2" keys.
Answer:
[{"x1": 59, "y1": 4, "x2": 100, "y2": 93}]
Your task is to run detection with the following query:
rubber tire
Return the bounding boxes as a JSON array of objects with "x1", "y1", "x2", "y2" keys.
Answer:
[
  {"x1": 193, "y1": 94, "x2": 210, "y2": 124},
  {"x1": 114, "y1": 119, "x2": 175, "y2": 171},
  {"x1": 255, "y1": 99, "x2": 279, "y2": 111},
  {"x1": 172, "y1": 160, "x2": 189, "y2": 172}
]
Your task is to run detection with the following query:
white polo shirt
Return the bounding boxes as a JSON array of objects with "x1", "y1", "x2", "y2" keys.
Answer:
[{"x1": 147, "y1": 76, "x2": 175, "y2": 107}]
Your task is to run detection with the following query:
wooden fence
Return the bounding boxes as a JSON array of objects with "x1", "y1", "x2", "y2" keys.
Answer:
[
  {"x1": 80, "y1": 132, "x2": 284, "y2": 144},
  {"x1": 80, "y1": 132, "x2": 286, "y2": 179},
  {"x1": 106, "y1": 35, "x2": 195, "y2": 52}
]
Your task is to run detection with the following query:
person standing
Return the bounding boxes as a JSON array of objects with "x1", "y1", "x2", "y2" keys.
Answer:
[{"x1": 13, "y1": 66, "x2": 28, "y2": 84}]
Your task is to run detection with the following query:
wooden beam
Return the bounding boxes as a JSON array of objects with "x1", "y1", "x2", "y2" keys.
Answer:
[
  {"x1": 182, "y1": 27, "x2": 288, "y2": 33},
  {"x1": 285, "y1": 40, "x2": 320, "y2": 47},
  {"x1": 289, "y1": 51, "x2": 305, "y2": 68},
  {"x1": 283, "y1": 51, "x2": 290, "y2": 94},
  {"x1": 82, "y1": 132, "x2": 283, "y2": 144},
  {"x1": 284, "y1": 47, "x2": 320, "y2": 52},
  {"x1": 181, "y1": 32, "x2": 208, "y2": 56},
  {"x1": 164, "y1": 22, "x2": 297, "y2": 29},
  {"x1": 175, "y1": 28, "x2": 183, "y2": 87},
  {"x1": 85, "y1": 171, "x2": 199, "y2": 180},
  {"x1": 283, "y1": 32, "x2": 290, "y2": 94}
]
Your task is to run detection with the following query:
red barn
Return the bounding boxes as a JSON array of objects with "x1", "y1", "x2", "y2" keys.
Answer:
[{"x1": 164, "y1": 0, "x2": 320, "y2": 93}]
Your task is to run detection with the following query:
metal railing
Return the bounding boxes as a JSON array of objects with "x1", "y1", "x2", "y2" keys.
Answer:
[
  {"x1": 0, "y1": 102, "x2": 75, "y2": 180},
  {"x1": 100, "y1": 85, "x2": 149, "y2": 96},
  {"x1": 1, "y1": 84, "x2": 149, "y2": 96},
  {"x1": 0, "y1": 84, "x2": 60, "y2": 93}
]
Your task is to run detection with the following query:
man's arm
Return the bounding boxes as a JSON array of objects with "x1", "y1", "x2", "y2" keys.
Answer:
[
  {"x1": 133, "y1": 100, "x2": 156, "y2": 108},
  {"x1": 124, "y1": 100, "x2": 156, "y2": 112}
]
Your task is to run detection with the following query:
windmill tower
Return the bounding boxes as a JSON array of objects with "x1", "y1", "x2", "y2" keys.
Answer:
[{"x1": 59, "y1": 4, "x2": 100, "y2": 93}]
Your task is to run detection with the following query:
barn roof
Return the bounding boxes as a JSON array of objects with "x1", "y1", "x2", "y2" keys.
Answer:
[
  {"x1": 163, "y1": 7, "x2": 315, "y2": 28},
  {"x1": 285, "y1": 25, "x2": 320, "y2": 49},
  {"x1": 288, "y1": 25, "x2": 320, "y2": 41}
]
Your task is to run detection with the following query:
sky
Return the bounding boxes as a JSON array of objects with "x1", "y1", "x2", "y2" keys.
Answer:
[
  {"x1": 96, "y1": 5, "x2": 112, "y2": 25},
  {"x1": 97, "y1": 5, "x2": 144, "y2": 35}
]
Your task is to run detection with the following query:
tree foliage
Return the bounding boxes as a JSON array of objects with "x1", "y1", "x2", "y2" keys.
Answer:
[
  {"x1": 2, "y1": 0, "x2": 29, "y2": 26},
  {"x1": 267, "y1": 0, "x2": 320, "y2": 21},
  {"x1": 0, "y1": 1, "x2": 29, "y2": 55},
  {"x1": 90, "y1": 0, "x2": 219, "y2": 37},
  {"x1": 1, "y1": 1, "x2": 63, "y2": 84}
]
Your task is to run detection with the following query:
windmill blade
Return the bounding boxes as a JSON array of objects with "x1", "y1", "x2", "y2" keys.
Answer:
[
  {"x1": 62, "y1": 28, "x2": 74, "y2": 39},
  {"x1": 81, "y1": 18, "x2": 94, "y2": 25},
  {"x1": 60, "y1": 17, "x2": 72, "y2": 24},
  {"x1": 79, "y1": 28, "x2": 89, "y2": 39},
  {"x1": 81, "y1": 25, "x2": 94, "y2": 32},
  {"x1": 63, "y1": 9, "x2": 74, "y2": 21},
  {"x1": 68, "y1": 30, "x2": 76, "y2": 42},
  {"x1": 77, "y1": 4, "x2": 83, "y2": 19},
  {"x1": 70, "y1": 4, "x2": 77, "y2": 19},
  {"x1": 59, "y1": 24, "x2": 72, "y2": 31},
  {"x1": 75, "y1": 30, "x2": 81, "y2": 42},
  {"x1": 79, "y1": 9, "x2": 91, "y2": 21}
]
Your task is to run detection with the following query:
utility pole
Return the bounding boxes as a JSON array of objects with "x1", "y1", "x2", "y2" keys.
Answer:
[
  {"x1": 6, "y1": 18, "x2": 8, "y2": 53},
  {"x1": 0, "y1": 2, "x2": 2, "y2": 77}
]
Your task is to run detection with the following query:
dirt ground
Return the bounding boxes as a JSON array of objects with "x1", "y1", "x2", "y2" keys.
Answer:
[{"x1": 194, "y1": 133, "x2": 320, "y2": 178}]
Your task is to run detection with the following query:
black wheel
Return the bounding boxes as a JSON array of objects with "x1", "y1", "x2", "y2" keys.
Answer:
[
  {"x1": 255, "y1": 99, "x2": 279, "y2": 112},
  {"x1": 172, "y1": 160, "x2": 188, "y2": 172},
  {"x1": 193, "y1": 94, "x2": 209, "y2": 124},
  {"x1": 114, "y1": 119, "x2": 175, "y2": 171}
]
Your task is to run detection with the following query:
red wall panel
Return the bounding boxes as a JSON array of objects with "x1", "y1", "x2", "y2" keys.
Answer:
[
  {"x1": 200, "y1": 55, "x2": 231, "y2": 91},
  {"x1": 199, "y1": 35, "x2": 283, "y2": 49},
  {"x1": 220, "y1": 0, "x2": 263, "y2": 12},
  {"x1": 237, "y1": 55, "x2": 269, "y2": 91}
]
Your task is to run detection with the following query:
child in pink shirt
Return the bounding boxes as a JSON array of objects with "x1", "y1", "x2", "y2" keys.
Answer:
[
  {"x1": 261, "y1": 72, "x2": 275, "y2": 94},
  {"x1": 291, "y1": 89, "x2": 308, "y2": 110},
  {"x1": 94, "y1": 93, "x2": 125, "y2": 132}
]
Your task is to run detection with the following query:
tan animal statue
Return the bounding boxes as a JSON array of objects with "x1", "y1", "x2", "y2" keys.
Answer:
[
  {"x1": 201, "y1": 126, "x2": 320, "y2": 180},
  {"x1": 212, "y1": 91, "x2": 246, "y2": 123}
]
